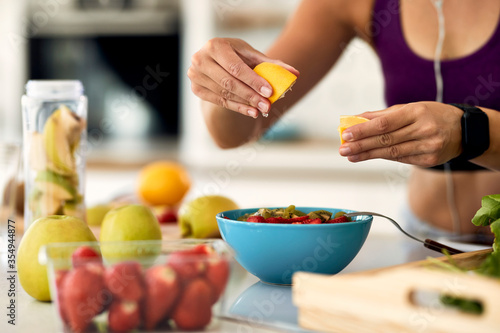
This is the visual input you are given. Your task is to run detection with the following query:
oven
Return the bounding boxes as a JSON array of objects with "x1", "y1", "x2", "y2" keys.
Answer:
[{"x1": 26, "y1": 0, "x2": 180, "y2": 143}]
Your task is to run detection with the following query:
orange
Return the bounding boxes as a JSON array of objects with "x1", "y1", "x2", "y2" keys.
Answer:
[
  {"x1": 137, "y1": 161, "x2": 191, "y2": 206},
  {"x1": 338, "y1": 115, "x2": 369, "y2": 144},
  {"x1": 253, "y1": 62, "x2": 297, "y2": 103}
]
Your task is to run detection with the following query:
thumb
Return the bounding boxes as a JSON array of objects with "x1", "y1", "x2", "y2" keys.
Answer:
[
  {"x1": 245, "y1": 51, "x2": 300, "y2": 77},
  {"x1": 269, "y1": 60, "x2": 300, "y2": 77}
]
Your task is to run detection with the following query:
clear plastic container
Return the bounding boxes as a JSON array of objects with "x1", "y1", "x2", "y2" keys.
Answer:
[
  {"x1": 22, "y1": 80, "x2": 87, "y2": 229},
  {"x1": 40, "y1": 239, "x2": 233, "y2": 332}
]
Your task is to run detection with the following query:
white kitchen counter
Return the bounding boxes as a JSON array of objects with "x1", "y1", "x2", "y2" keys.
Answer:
[
  {"x1": 0, "y1": 164, "x2": 449, "y2": 333},
  {"x1": 1, "y1": 230, "x2": 447, "y2": 333}
]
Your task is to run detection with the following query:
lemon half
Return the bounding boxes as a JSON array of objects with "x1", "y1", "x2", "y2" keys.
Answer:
[
  {"x1": 253, "y1": 62, "x2": 297, "y2": 104},
  {"x1": 338, "y1": 116, "x2": 369, "y2": 144}
]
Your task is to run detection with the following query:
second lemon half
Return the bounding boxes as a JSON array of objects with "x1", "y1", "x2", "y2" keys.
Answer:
[{"x1": 338, "y1": 116, "x2": 369, "y2": 144}]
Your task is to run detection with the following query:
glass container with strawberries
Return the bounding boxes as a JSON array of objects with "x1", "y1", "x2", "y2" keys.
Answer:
[
  {"x1": 22, "y1": 80, "x2": 87, "y2": 230},
  {"x1": 39, "y1": 239, "x2": 233, "y2": 332}
]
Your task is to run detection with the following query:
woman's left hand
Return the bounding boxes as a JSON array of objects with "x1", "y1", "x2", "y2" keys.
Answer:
[{"x1": 339, "y1": 102, "x2": 464, "y2": 167}]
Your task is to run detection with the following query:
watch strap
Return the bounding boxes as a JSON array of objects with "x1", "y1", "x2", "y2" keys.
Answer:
[{"x1": 449, "y1": 103, "x2": 490, "y2": 161}]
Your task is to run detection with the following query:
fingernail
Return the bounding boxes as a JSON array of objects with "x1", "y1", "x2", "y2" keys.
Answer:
[
  {"x1": 260, "y1": 86, "x2": 272, "y2": 98},
  {"x1": 349, "y1": 155, "x2": 360, "y2": 162},
  {"x1": 247, "y1": 109, "x2": 258, "y2": 118},
  {"x1": 258, "y1": 101, "x2": 268, "y2": 113},
  {"x1": 342, "y1": 131, "x2": 353, "y2": 142},
  {"x1": 339, "y1": 146, "x2": 351, "y2": 155}
]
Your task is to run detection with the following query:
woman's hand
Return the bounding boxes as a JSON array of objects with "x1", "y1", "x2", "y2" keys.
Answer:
[
  {"x1": 338, "y1": 102, "x2": 464, "y2": 167},
  {"x1": 188, "y1": 38, "x2": 299, "y2": 118}
]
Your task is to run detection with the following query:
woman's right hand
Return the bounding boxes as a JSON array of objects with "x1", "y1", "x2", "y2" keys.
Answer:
[{"x1": 188, "y1": 38, "x2": 299, "y2": 118}]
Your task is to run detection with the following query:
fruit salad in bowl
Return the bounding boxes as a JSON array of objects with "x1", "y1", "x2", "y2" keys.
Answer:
[{"x1": 216, "y1": 206, "x2": 372, "y2": 285}]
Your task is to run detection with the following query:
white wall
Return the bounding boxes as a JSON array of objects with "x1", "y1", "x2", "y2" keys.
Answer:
[{"x1": 0, "y1": 0, "x2": 27, "y2": 142}]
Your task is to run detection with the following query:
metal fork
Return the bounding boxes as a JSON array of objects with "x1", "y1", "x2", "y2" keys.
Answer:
[{"x1": 344, "y1": 211, "x2": 464, "y2": 255}]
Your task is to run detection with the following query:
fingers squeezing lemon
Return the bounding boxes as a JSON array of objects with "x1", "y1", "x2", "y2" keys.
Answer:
[
  {"x1": 338, "y1": 116, "x2": 369, "y2": 144},
  {"x1": 253, "y1": 62, "x2": 297, "y2": 104}
]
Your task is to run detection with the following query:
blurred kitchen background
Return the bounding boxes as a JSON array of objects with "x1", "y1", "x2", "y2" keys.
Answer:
[{"x1": 0, "y1": 0, "x2": 409, "y2": 234}]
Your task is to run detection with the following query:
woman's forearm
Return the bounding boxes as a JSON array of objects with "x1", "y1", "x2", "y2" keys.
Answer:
[
  {"x1": 201, "y1": 101, "x2": 261, "y2": 149},
  {"x1": 193, "y1": 0, "x2": 359, "y2": 149}
]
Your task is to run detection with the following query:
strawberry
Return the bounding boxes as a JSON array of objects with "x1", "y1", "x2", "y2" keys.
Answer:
[
  {"x1": 55, "y1": 270, "x2": 69, "y2": 325},
  {"x1": 62, "y1": 263, "x2": 108, "y2": 332},
  {"x1": 108, "y1": 300, "x2": 141, "y2": 332},
  {"x1": 171, "y1": 278, "x2": 213, "y2": 331},
  {"x1": 71, "y1": 246, "x2": 101, "y2": 268},
  {"x1": 326, "y1": 216, "x2": 349, "y2": 223},
  {"x1": 143, "y1": 265, "x2": 180, "y2": 330},
  {"x1": 303, "y1": 218, "x2": 322, "y2": 224},
  {"x1": 167, "y1": 247, "x2": 207, "y2": 280},
  {"x1": 287, "y1": 216, "x2": 310, "y2": 223},
  {"x1": 105, "y1": 261, "x2": 144, "y2": 302},
  {"x1": 157, "y1": 209, "x2": 177, "y2": 223},
  {"x1": 246, "y1": 215, "x2": 266, "y2": 223},
  {"x1": 189, "y1": 244, "x2": 212, "y2": 255},
  {"x1": 205, "y1": 257, "x2": 230, "y2": 304},
  {"x1": 265, "y1": 217, "x2": 285, "y2": 223}
]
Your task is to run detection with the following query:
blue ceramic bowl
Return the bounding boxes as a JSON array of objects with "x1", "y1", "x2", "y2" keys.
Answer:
[{"x1": 216, "y1": 207, "x2": 372, "y2": 285}]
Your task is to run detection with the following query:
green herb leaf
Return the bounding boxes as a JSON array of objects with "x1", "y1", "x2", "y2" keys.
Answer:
[
  {"x1": 472, "y1": 194, "x2": 500, "y2": 226},
  {"x1": 440, "y1": 295, "x2": 483, "y2": 314}
]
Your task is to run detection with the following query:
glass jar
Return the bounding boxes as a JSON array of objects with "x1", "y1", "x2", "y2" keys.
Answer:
[{"x1": 22, "y1": 80, "x2": 87, "y2": 230}]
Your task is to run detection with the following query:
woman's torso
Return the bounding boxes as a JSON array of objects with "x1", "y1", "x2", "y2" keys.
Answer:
[{"x1": 348, "y1": 0, "x2": 500, "y2": 233}]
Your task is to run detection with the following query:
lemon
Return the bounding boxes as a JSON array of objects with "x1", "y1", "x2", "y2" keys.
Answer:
[
  {"x1": 137, "y1": 161, "x2": 191, "y2": 206},
  {"x1": 253, "y1": 62, "x2": 297, "y2": 104},
  {"x1": 338, "y1": 115, "x2": 369, "y2": 144}
]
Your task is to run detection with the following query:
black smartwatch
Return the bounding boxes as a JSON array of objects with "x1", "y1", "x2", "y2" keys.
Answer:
[{"x1": 449, "y1": 103, "x2": 490, "y2": 161}]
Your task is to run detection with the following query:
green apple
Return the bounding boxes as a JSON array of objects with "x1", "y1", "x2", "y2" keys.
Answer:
[
  {"x1": 86, "y1": 204, "x2": 112, "y2": 226},
  {"x1": 18, "y1": 215, "x2": 97, "y2": 301},
  {"x1": 100, "y1": 204, "x2": 162, "y2": 259},
  {"x1": 179, "y1": 195, "x2": 239, "y2": 238}
]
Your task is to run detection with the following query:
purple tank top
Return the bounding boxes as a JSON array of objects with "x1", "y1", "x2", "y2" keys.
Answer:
[
  {"x1": 373, "y1": 0, "x2": 500, "y2": 109},
  {"x1": 372, "y1": 0, "x2": 500, "y2": 170}
]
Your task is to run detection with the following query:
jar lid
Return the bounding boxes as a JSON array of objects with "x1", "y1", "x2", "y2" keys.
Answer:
[{"x1": 25, "y1": 80, "x2": 84, "y2": 99}]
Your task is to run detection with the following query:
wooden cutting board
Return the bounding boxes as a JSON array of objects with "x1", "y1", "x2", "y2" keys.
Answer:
[{"x1": 292, "y1": 249, "x2": 499, "y2": 333}]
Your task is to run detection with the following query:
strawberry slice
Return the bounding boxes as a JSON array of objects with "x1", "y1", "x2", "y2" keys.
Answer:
[
  {"x1": 326, "y1": 216, "x2": 350, "y2": 223},
  {"x1": 246, "y1": 215, "x2": 266, "y2": 223},
  {"x1": 303, "y1": 218, "x2": 322, "y2": 224},
  {"x1": 287, "y1": 216, "x2": 310, "y2": 223},
  {"x1": 265, "y1": 217, "x2": 286, "y2": 223}
]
